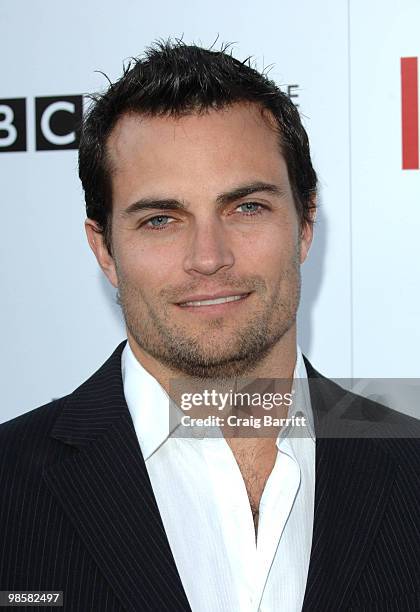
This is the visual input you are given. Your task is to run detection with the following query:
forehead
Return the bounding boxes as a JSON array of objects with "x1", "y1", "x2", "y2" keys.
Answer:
[{"x1": 106, "y1": 103, "x2": 289, "y2": 202}]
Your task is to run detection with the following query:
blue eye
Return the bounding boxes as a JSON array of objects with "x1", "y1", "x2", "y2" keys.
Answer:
[
  {"x1": 147, "y1": 215, "x2": 171, "y2": 228},
  {"x1": 238, "y1": 202, "x2": 263, "y2": 214}
]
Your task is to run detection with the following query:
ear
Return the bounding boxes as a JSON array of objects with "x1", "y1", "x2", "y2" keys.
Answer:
[
  {"x1": 85, "y1": 218, "x2": 118, "y2": 288},
  {"x1": 299, "y1": 196, "x2": 316, "y2": 264}
]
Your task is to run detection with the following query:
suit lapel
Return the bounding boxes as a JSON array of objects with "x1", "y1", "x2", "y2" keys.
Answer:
[
  {"x1": 43, "y1": 341, "x2": 191, "y2": 612},
  {"x1": 302, "y1": 359, "x2": 397, "y2": 610}
]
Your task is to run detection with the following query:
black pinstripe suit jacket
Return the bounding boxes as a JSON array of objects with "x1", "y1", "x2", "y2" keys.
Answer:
[{"x1": 1, "y1": 340, "x2": 419, "y2": 611}]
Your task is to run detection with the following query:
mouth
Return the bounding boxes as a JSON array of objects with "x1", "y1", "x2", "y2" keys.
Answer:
[{"x1": 175, "y1": 292, "x2": 252, "y2": 313}]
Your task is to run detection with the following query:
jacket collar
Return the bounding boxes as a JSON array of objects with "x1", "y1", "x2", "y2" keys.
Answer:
[{"x1": 49, "y1": 340, "x2": 129, "y2": 447}]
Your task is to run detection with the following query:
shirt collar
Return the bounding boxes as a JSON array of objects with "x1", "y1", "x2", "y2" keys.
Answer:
[
  {"x1": 279, "y1": 347, "x2": 316, "y2": 444},
  {"x1": 122, "y1": 341, "x2": 315, "y2": 461},
  {"x1": 122, "y1": 341, "x2": 173, "y2": 460}
]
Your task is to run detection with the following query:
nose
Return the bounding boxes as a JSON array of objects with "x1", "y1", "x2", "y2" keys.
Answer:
[{"x1": 183, "y1": 216, "x2": 235, "y2": 276}]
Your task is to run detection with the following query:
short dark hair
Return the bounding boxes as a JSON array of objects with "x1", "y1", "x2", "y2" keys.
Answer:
[{"x1": 79, "y1": 39, "x2": 317, "y2": 255}]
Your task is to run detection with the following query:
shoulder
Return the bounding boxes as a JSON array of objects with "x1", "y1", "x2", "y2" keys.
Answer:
[
  {"x1": 0, "y1": 398, "x2": 60, "y2": 440},
  {"x1": 0, "y1": 396, "x2": 71, "y2": 475},
  {"x1": 0, "y1": 341, "x2": 127, "y2": 474},
  {"x1": 303, "y1": 357, "x2": 420, "y2": 472}
]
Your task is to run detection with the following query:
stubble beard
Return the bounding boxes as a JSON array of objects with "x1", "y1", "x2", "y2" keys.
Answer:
[{"x1": 116, "y1": 248, "x2": 301, "y2": 381}]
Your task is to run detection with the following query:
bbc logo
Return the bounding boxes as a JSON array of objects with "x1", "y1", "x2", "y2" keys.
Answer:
[{"x1": 0, "y1": 96, "x2": 83, "y2": 152}]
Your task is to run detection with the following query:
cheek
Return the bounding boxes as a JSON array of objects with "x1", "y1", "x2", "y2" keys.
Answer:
[
  {"x1": 116, "y1": 240, "x2": 177, "y2": 293},
  {"x1": 239, "y1": 227, "x2": 297, "y2": 274}
]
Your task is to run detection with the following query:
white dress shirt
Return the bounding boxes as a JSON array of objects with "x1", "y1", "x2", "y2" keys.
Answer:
[{"x1": 121, "y1": 342, "x2": 315, "y2": 612}]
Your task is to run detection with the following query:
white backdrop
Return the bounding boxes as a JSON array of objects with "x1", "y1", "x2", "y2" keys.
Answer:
[{"x1": 1, "y1": 0, "x2": 419, "y2": 423}]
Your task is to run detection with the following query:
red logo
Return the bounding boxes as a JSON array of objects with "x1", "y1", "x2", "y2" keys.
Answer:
[{"x1": 401, "y1": 57, "x2": 419, "y2": 169}]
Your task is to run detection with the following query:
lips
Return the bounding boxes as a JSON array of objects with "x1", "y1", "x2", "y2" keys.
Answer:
[{"x1": 178, "y1": 293, "x2": 250, "y2": 307}]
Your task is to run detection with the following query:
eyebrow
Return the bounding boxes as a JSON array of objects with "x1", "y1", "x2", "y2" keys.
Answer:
[{"x1": 120, "y1": 181, "x2": 286, "y2": 218}]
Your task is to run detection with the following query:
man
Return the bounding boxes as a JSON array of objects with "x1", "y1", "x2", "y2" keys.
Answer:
[{"x1": 1, "y1": 40, "x2": 419, "y2": 612}]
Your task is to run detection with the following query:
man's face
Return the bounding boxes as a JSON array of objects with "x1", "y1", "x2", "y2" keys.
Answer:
[{"x1": 88, "y1": 103, "x2": 313, "y2": 378}]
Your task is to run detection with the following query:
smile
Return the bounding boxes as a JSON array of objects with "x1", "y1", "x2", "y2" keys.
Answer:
[{"x1": 178, "y1": 293, "x2": 250, "y2": 308}]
